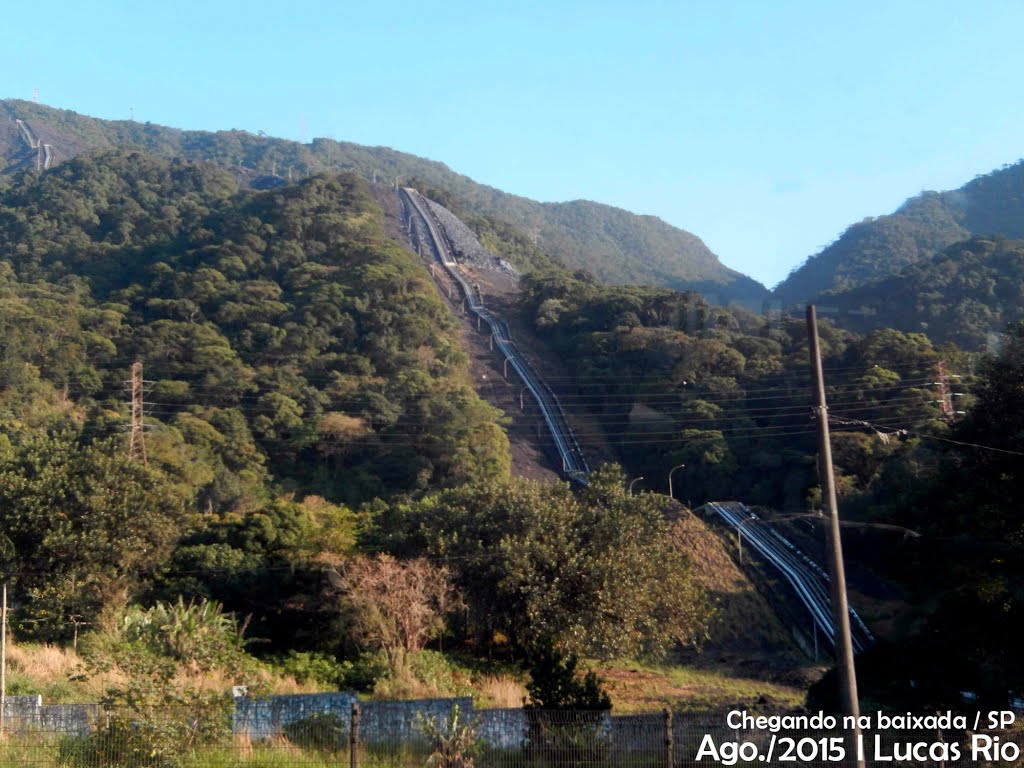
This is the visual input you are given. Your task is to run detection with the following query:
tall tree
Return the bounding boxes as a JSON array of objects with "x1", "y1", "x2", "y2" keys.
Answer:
[{"x1": 0, "y1": 431, "x2": 190, "y2": 640}]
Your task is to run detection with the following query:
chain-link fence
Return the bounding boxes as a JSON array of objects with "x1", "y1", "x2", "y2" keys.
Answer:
[{"x1": 1, "y1": 702, "x2": 1023, "y2": 767}]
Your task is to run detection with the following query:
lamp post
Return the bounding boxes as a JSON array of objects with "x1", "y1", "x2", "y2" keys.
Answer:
[
  {"x1": 667, "y1": 463, "x2": 685, "y2": 500},
  {"x1": 628, "y1": 477, "x2": 644, "y2": 496}
]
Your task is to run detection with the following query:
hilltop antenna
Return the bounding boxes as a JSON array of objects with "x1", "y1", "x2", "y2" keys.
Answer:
[{"x1": 32, "y1": 87, "x2": 38, "y2": 103}]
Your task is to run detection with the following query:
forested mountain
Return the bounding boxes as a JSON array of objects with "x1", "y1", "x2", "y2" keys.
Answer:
[
  {"x1": 516, "y1": 269, "x2": 960, "y2": 510},
  {"x1": 8, "y1": 96, "x2": 1024, "y2": 709},
  {"x1": 0, "y1": 148, "x2": 510, "y2": 509},
  {"x1": 0, "y1": 146, "x2": 719, "y2": 682},
  {"x1": 0, "y1": 99, "x2": 766, "y2": 305},
  {"x1": 518, "y1": 268, "x2": 1024, "y2": 706},
  {"x1": 3, "y1": 136, "x2": 1024, "y2": 707},
  {"x1": 774, "y1": 159, "x2": 1024, "y2": 303},
  {"x1": 820, "y1": 236, "x2": 1024, "y2": 349}
]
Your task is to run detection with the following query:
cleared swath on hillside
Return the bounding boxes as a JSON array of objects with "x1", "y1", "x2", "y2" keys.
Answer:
[{"x1": 0, "y1": 99, "x2": 766, "y2": 305}]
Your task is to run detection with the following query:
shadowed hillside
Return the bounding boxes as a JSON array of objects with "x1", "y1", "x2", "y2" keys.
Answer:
[{"x1": 817, "y1": 236, "x2": 1024, "y2": 349}]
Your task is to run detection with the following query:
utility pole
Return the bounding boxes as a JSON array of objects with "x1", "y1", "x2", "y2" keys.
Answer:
[
  {"x1": 128, "y1": 361, "x2": 148, "y2": 467},
  {"x1": 1, "y1": 583, "x2": 6, "y2": 735},
  {"x1": 807, "y1": 306, "x2": 863, "y2": 763}
]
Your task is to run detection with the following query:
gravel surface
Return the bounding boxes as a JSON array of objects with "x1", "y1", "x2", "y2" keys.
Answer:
[{"x1": 425, "y1": 198, "x2": 520, "y2": 279}]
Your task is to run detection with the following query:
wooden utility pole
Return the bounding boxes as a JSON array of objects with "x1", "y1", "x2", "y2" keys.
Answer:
[
  {"x1": 128, "y1": 361, "x2": 148, "y2": 467},
  {"x1": 806, "y1": 305, "x2": 863, "y2": 765}
]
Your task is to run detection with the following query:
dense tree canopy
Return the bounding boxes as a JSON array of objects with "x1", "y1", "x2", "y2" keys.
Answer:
[
  {"x1": 517, "y1": 270, "x2": 953, "y2": 509},
  {"x1": 0, "y1": 150, "x2": 510, "y2": 508},
  {"x1": 2, "y1": 98, "x2": 765, "y2": 303},
  {"x1": 366, "y1": 466, "x2": 710, "y2": 659},
  {"x1": 0, "y1": 149, "x2": 509, "y2": 647},
  {"x1": 809, "y1": 321, "x2": 1024, "y2": 708},
  {"x1": 0, "y1": 430, "x2": 189, "y2": 639},
  {"x1": 818, "y1": 236, "x2": 1024, "y2": 350}
]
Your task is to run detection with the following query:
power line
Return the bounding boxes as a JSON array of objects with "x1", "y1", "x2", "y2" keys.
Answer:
[{"x1": 828, "y1": 415, "x2": 1024, "y2": 457}]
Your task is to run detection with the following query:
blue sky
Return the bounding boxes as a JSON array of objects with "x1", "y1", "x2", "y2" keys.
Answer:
[{"x1": 4, "y1": 0, "x2": 1023, "y2": 288}]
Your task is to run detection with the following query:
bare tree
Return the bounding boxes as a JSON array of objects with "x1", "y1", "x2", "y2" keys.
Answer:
[{"x1": 328, "y1": 555, "x2": 459, "y2": 676}]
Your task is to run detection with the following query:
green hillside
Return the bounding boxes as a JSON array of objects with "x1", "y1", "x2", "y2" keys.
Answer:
[
  {"x1": 3, "y1": 137, "x2": 1024, "y2": 710},
  {"x1": 0, "y1": 147, "x2": 717, "y2": 700},
  {"x1": 515, "y1": 269, "x2": 951, "y2": 509},
  {"x1": 774, "y1": 160, "x2": 1024, "y2": 303},
  {"x1": 818, "y1": 236, "x2": 1024, "y2": 350},
  {"x1": 0, "y1": 148, "x2": 510, "y2": 510},
  {"x1": 0, "y1": 99, "x2": 766, "y2": 304}
]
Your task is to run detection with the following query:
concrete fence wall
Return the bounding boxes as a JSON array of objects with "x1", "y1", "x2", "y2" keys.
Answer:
[
  {"x1": 0, "y1": 691, "x2": 670, "y2": 752},
  {"x1": 1, "y1": 695, "x2": 101, "y2": 735}
]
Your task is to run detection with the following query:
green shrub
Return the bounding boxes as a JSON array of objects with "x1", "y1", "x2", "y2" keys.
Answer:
[
  {"x1": 341, "y1": 651, "x2": 389, "y2": 692},
  {"x1": 274, "y1": 651, "x2": 350, "y2": 689},
  {"x1": 417, "y1": 704, "x2": 481, "y2": 768},
  {"x1": 524, "y1": 644, "x2": 610, "y2": 711},
  {"x1": 407, "y1": 651, "x2": 475, "y2": 698},
  {"x1": 282, "y1": 712, "x2": 347, "y2": 753},
  {"x1": 60, "y1": 706, "x2": 237, "y2": 768},
  {"x1": 59, "y1": 716, "x2": 189, "y2": 768}
]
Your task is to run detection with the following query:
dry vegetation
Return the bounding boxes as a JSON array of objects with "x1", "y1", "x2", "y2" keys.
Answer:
[
  {"x1": 3, "y1": 641, "x2": 319, "y2": 703},
  {"x1": 595, "y1": 661, "x2": 806, "y2": 713},
  {"x1": 670, "y1": 512, "x2": 796, "y2": 655}
]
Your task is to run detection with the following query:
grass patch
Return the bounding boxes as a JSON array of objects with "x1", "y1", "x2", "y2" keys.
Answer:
[
  {"x1": 370, "y1": 650, "x2": 525, "y2": 708},
  {"x1": 595, "y1": 660, "x2": 806, "y2": 713}
]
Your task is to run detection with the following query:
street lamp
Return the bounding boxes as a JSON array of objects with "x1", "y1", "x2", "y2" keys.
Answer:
[
  {"x1": 667, "y1": 463, "x2": 685, "y2": 500},
  {"x1": 628, "y1": 477, "x2": 644, "y2": 496}
]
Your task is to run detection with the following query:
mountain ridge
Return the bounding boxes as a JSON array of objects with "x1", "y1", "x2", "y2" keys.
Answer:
[
  {"x1": 0, "y1": 98, "x2": 766, "y2": 305},
  {"x1": 774, "y1": 159, "x2": 1024, "y2": 303}
]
